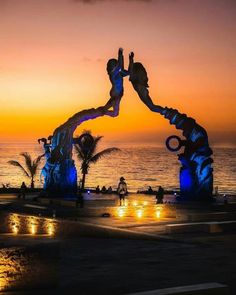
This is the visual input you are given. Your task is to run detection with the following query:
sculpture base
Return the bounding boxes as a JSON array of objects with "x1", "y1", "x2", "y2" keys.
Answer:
[
  {"x1": 179, "y1": 192, "x2": 214, "y2": 202},
  {"x1": 179, "y1": 163, "x2": 213, "y2": 202},
  {"x1": 43, "y1": 159, "x2": 78, "y2": 198}
]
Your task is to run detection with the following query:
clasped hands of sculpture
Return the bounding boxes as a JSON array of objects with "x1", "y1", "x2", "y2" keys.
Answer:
[
  {"x1": 40, "y1": 48, "x2": 213, "y2": 201},
  {"x1": 104, "y1": 48, "x2": 163, "y2": 117}
]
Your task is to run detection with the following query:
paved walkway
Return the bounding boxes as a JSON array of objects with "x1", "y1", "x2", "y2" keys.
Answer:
[{"x1": 1, "y1": 194, "x2": 236, "y2": 294}]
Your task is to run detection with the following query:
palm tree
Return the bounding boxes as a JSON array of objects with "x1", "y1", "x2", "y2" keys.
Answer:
[
  {"x1": 8, "y1": 152, "x2": 44, "y2": 189},
  {"x1": 74, "y1": 131, "x2": 120, "y2": 191}
]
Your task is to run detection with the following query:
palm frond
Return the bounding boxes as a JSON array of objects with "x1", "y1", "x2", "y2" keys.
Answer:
[
  {"x1": 90, "y1": 148, "x2": 120, "y2": 163},
  {"x1": 31, "y1": 154, "x2": 44, "y2": 176},
  {"x1": 20, "y1": 152, "x2": 32, "y2": 175},
  {"x1": 31, "y1": 162, "x2": 38, "y2": 176},
  {"x1": 35, "y1": 154, "x2": 44, "y2": 165},
  {"x1": 74, "y1": 144, "x2": 85, "y2": 161},
  {"x1": 7, "y1": 160, "x2": 30, "y2": 177},
  {"x1": 88, "y1": 135, "x2": 103, "y2": 158},
  {"x1": 94, "y1": 136, "x2": 103, "y2": 144},
  {"x1": 75, "y1": 131, "x2": 94, "y2": 160}
]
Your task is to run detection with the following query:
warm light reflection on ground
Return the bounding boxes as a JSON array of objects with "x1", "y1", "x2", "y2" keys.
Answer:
[
  {"x1": 28, "y1": 217, "x2": 38, "y2": 235},
  {"x1": 116, "y1": 200, "x2": 164, "y2": 219},
  {"x1": 9, "y1": 214, "x2": 20, "y2": 234},
  {"x1": 44, "y1": 219, "x2": 56, "y2": 236},
  {"x1": 0, "y1": 248, "x2": 26, "y2": 292},
  {"x1": 117, "y1": 207, "x2": 126, "y2": 218},
  {"x1": 136, "y1": 209, "x2": 143, "y2": 218},
  {"x1": 7, "y1": 214, "x2": 57, "y2": 236}
]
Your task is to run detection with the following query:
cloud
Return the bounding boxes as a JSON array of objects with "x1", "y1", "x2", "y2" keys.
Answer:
[
  {"x1": 73, "y1": 0, "x2": 152, "y2": 4},
  {"x1": 82, "y1": 57, "x2": 105, "y2": 63}
]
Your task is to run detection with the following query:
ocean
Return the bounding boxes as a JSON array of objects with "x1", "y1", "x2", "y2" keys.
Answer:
[{"x1": 0, "y1": 143, "x2": 235, "y2": 194}]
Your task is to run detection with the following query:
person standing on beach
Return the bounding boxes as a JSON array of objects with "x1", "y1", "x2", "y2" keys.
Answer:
[
  {"x1": 117, "y1": 177, "x2": 127, "y2": 206},
  {"x1": 19, "y1": 181, "x2": 27, "y2": 199},
  {"x1": 156, "y1": 186, "x2": 164, "y2": 204}
]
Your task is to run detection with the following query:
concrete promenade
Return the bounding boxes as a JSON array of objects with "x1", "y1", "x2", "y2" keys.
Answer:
[{"x1": 0, "y1": 193, "x2": 236, "y2": 294}]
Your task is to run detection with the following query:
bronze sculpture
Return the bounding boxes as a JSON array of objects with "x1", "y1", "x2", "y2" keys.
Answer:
[
  {"x1": 40, "y1": 49, "x2": 213, "y2": 200},
  {"x1": 39, "y1": 49, "x2": 127, "y2": 196},
  {"x1": 129, "y1": 52, "x2": 213, "y2": 200}
]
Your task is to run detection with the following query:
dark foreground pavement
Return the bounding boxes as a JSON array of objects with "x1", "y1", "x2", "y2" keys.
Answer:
[{"x1": 0, "y1": 233, "x2": 236, "y2": 295}]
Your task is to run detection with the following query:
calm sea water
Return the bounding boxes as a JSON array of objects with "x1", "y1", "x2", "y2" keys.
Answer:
[{"x1": 0, "y1": 143, "x2": 235, "y2": 194}]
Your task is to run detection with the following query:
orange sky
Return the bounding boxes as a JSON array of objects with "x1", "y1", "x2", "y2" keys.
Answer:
[{"x1": 0, "y1": 0, "x2": 235, "y2": 146}]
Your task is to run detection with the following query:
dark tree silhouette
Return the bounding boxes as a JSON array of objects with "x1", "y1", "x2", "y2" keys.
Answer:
[
  {"x1": 74, "y1": 131, "x2": 120, "y2": 190},
  {"x1": 8, "y1": 153, "x2": 44, "y2": 189}
]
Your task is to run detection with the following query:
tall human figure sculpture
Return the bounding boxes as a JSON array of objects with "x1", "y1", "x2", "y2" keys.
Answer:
[
  {"x1": 40, "y1": 49, "x2": 129, "y2": 196},
  {"x1": 40, "y1": 48, "x2": 213, "y2": 200},
  {"x1": 128, "y1": 52, "x2": 213, "y2": 200}
]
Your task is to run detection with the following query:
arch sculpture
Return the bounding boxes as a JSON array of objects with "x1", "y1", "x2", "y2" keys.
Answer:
[{"x1": 39, "y1": 49, "x2": 213, "y2": 200}]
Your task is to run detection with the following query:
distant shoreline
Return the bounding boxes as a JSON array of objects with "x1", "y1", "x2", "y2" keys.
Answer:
[
  {"x1": 1, "y1": 188, "x2": 236, "y2": 199},
  {"x1": 0, "y1": 187, "x2": 177, "y2": 195}
]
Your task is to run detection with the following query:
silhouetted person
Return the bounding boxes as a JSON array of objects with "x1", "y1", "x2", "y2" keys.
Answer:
[
  {"x1": 156, "y1": 186, "x2": 164, "y2": 204},
  {"x1": 223, "y1": 194, "x2": 228, "y2": 205},
  {"x1": 101, "y1": 186, "x2": 107, "y2": 193},
  {"x1": 117, "y1": 177, "x2": 127, "y2": 206},
  {"x1": 147, "y1": 186, "x2": 153, "y2": 194},
  {"x1": 19, "y1": 182, "x2": 27, "y2": 199},
  {"x1": 95, "y1": 185, "x2": 100, "y2": 194},
  {"x1": 77, "y1": 190, "x2": 84, "y2": 208},
  {"x1": 107, "y1": 186, "x2": 113, "y2": 194}
]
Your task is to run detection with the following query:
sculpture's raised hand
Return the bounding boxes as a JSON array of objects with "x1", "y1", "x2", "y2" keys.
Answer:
[
  {"x1": 128, "y1": 52, "x2": 134, "y2": 74},
  {"x1": 118, "y1": 47, "x2": 123, "y2": 67},
  {"x1": 129, "y1": 51, "x2": 134, "y2": 61}
]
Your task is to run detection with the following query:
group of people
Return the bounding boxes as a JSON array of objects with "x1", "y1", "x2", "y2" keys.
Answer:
[
  {"x1": 18, "y1": 177, "x2": 164, "y2": 207},
  {"x1": 95, "y1": 185, "x2": 113, "y2": 194},
  {"x1": 138, "y1": 185, "x2": 165, "y2": 204},
  {"x1": 117, "y1": 178, "x2": 165, "y2": 206},
  {"x1": 95, "y1": 179, "x2": 165, "y2": 206},
  {"x1": 118, "y1": 180, "x2": 166, "y2": 205},
  {"x1": 95, "y1": 177, "x2": 128, "y2": 206}
]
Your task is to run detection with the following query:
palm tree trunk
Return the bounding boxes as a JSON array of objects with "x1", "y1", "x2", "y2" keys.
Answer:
[
  {"x1": 31, "y1": 178, "x2": 34, "y2": 189},
  {"x1": 81, "y1": 173, "x2": 86, "y2": 191}
]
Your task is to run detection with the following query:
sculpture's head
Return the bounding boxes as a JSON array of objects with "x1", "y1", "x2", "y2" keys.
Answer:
[
  {"x1": 107, "y1": 58, "x2": 118, "y2": 74},
  {"x1": 130, "y1": 62, "x2": 149, "y2": 87}
]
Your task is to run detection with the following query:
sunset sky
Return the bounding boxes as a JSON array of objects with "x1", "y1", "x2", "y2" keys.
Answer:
[{"x1": 0, "y1": 0, "x2": 235, "y2": 146}]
